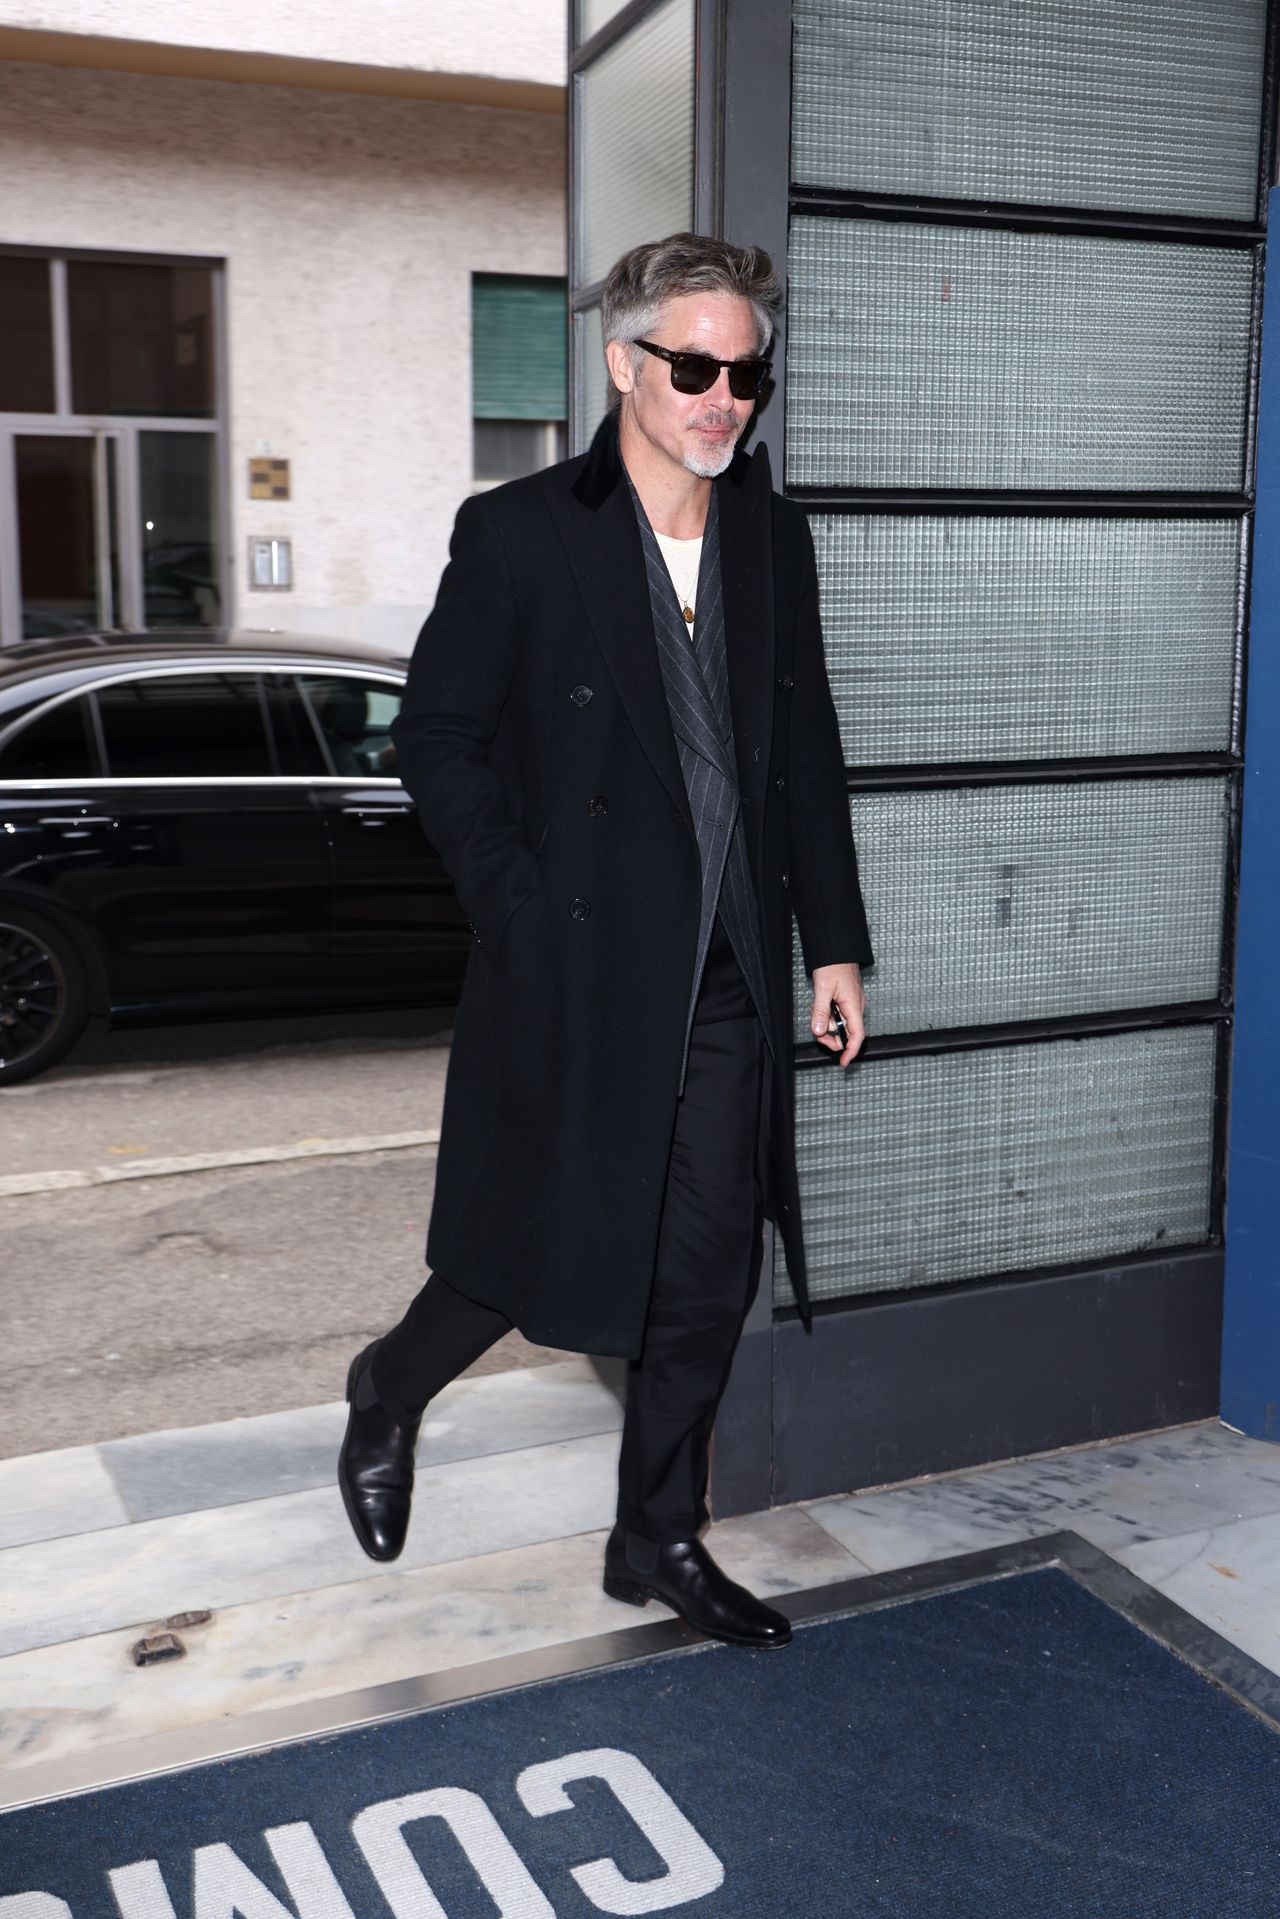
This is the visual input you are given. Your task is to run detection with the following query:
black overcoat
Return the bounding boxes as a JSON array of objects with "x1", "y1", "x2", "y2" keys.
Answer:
[{"x1": 391, "y1": 410, "x2": 873, "y2": 1358}]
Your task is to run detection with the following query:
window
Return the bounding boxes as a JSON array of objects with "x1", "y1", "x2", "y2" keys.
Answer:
[
  {"x1": 569, "y1": 0, "x2": 695, "y2": 451},
  {"x1": 15, "y1": 438, "x2": 101, "y2": 639},
  {"x1": 140, "y1": 432, "x2": 220, "y2": 627},
  {"x1": 300, "y1": 675, "x2": 402, "y2": 778},
  {"x1": 68, "y1": 261, "x2": 216, "y2": 418},
  {"x1": 575, "y1": 0, "x2": 694, "y2": 288},
  {"x1": 96, "y1": 674, "x2": 273, "y2": 779},
  {"x1": 472, "y1": 275, "x2": 567, "y2": 486},
  {"x1": 0, "y1": 697, "x2": 96, "y2": 779},
  {"x1": 0, "y1": 248, "x2": 223, "y2": 646},
  {"x1": 473, "y1": 419, "x2": 568, "y2": 484},
  {"x1": 261, "y1": 674, "x2": 329, "y2": 777},
  {"x1": 0, "y1": 257, "x2": 54, "y2": 413}
]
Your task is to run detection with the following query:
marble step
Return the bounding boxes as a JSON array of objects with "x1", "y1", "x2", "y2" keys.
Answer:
[
  {"x1": 0, "y1": 1507, "x2": 868, "y2": 1781},
  {"x1": 0, "y1": 1430, "x2": 625, "y2": 1659},
  {"x1": 0, "y1": 1356, "x2": 626, "y2": 1549}
]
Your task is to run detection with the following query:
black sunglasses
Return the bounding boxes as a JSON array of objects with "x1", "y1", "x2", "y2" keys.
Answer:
[{"x1": 633, "y1": 338, "x2": 772, "y2": 400}]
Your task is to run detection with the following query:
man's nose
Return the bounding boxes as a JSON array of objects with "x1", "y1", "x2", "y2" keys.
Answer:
[{"x1": 706, "y1": 365, "x2": 736, "y2": 407}]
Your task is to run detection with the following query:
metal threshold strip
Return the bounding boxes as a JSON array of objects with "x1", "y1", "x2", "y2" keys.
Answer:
[{"x1": 3, "y1": 1530, "x2": 1275, "y2": 1815}]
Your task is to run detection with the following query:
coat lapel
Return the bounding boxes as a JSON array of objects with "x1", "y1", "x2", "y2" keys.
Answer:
[
  {"x1": 717, "y1": 431, "x2": 775, "y2": 877},
  {"x1": 544, "y1": 410, "x2": 776, "y2": 855},
  {"x1": 545, "y1": 417, "x2": 693, "y2": 836}
]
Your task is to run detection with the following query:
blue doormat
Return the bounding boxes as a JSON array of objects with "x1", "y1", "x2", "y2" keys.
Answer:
[{"x1": 4, "y1": 1567, "x2": 1278, "y2": 1917}]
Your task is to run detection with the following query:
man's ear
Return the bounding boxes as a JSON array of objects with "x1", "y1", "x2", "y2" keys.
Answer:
[{"x1": 604, "y1": 338, "x2": 634, "y2": 398}]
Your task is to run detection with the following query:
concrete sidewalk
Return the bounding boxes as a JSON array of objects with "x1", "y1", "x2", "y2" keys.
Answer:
[{"x1": 2, "y1": 1371, "x2": 1279, "y2": 1791}]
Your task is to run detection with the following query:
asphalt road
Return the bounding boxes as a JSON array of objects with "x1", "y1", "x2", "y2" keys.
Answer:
[{"x1": 0, "y1": 1011, "x2": 562, "y2": 1459}]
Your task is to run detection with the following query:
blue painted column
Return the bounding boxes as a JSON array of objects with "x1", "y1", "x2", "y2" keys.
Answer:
[{"x1": 1221, "y1": 187, "x2": 1280, "y2": 1442}]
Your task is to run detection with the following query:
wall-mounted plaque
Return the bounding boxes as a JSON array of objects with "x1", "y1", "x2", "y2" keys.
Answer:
[{"x1": 249, "y1": 457, "x2": 290, "y2": 500}]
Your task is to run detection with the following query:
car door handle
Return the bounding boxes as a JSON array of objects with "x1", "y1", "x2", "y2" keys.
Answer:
[
  {"x1": 38, "y1": 815, "x2": 115, "y2": 828},
  {"x1": 340, "y1": 806, "x2": 403, "y2": 824}
]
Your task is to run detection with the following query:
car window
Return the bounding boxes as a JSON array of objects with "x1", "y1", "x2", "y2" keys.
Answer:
[
  {"x1": 300, "y1": 675, "x2": 402, "y2": 778},
  {"x1": 262, "y1": 673, "x2": 330, "y2": 777},
  {"x1": 95, "y1": 673, "x2": 274, "y2": 778},
  {"x1": 0, "y1": 695, "x2": 97, "y2": 779}
]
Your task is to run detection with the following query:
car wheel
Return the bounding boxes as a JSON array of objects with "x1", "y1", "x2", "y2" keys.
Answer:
[{"x1": 0, "y1": 907, "x2": 91, "y2": 1085}]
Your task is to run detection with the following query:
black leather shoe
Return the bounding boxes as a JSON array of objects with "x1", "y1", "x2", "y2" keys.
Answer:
[
  {"x1": 338, "y1": 1341, "x2": 421, "y2": 1562},
  {"x1": 602, "y1": 1524, "x2": 792, "y2": 1648}
]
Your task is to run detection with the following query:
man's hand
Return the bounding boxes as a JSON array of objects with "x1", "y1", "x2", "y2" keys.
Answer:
[{"x1": 809, "y1": 963, "x2": 866, "y2": 1066}]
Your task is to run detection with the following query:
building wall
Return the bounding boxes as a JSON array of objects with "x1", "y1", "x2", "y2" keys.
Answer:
[
  {"x1": 0, "y1": 1, "x2": 566, "y2": 88},
  {"x1": 0, "y1": 57, "x2": 566, "y2": 648}
]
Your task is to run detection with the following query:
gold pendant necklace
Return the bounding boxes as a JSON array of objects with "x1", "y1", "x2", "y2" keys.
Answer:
[
  {"x1": 676, "y1": 562, "x2": 698, "y2": 628},
  {"x1": 661, "y1": 541, "x2": 699, "y2": 630}
]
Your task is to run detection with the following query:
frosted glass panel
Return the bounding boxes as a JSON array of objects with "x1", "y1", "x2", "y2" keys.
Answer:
[
  {"x1": 577, "y1": 0, "x2": 694, "y2": 289},
  {"x1": 792, "y1": 0, "x2": 1266, "y2": 222},
  {"x1": 792, "y1": 777, "x2": 1228, "y2": 1040},
  {"x1": 812, "y1": 515, "x2": 1240, "y2": 765},
  {"x1": 777, "y1": 1024, "x2": 1216, "y2": 1304},
  {"x1": 576, "y1": 304, "x2": 610, "y2": 451},
  {"x1": 787, "y1": 217, "x2": 1254, "y2": 491},
  {"x1": 579, "y1": 0, "x2": 632, "y2": 42}
]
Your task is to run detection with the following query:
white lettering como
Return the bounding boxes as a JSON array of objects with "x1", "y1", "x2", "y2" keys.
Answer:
[{"x1": 516, "y1": 1747, "x2": 724, "y2": 1914}]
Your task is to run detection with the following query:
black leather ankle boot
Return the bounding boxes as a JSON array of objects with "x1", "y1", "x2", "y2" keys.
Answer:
[
  {"x1": 338, "y1": 1341, "x2": 421, "y2": 1562},
  {"x1": 602, "y1": 1523, "x2": 792, "y2": 1648}
]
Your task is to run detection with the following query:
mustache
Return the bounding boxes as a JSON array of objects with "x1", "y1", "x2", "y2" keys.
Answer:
[{"x1": 689, "y1": 412, "x2": 739, "y2": 430}]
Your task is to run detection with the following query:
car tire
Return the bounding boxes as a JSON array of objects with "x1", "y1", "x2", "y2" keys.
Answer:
[{"x1": 0, "y1": 904, "x2": 91, "y2": 1085}]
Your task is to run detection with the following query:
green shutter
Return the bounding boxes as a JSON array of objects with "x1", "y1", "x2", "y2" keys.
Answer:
[{"x1": 472, "y1": 274, "x2": 567, "y2": 422}]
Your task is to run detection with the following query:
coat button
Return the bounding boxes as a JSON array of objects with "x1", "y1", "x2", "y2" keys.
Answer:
[
  {"x1": 569, "y1": 896, "x2": 591, "y2": 920},
  {"x1": 781, "y1": 869, "x2": 790, "y2": 889},
  {"x1": 588, "y1": 794, "x2": 608, "y2": 816},
  {"x1": 570, "y1": 684, "x2": 594, "y2": 706},
  {"x1": 776, "y1": 774, "x2": 787, "y2": 791},
  {"x1": 777, "y1": 672, "x2": 793, "y2": 689}
]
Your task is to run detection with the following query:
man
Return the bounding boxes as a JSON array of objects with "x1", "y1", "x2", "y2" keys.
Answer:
[{"x1": 339, "y1": 232, "x2": 873, "y2": 1650}]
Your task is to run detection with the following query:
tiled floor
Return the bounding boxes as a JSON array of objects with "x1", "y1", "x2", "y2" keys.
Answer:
[
  {"x1": 804, "y1": 1421, "x2": 1280, "y2": 1681},
  {"x1": 1, "y1": 1363, "x2": 1278, "y2": 1782}
]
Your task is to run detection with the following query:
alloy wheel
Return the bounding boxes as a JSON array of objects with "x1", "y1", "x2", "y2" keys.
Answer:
[{"x1": 0, "y1": 920, "x2": 67, "y2": 1072}]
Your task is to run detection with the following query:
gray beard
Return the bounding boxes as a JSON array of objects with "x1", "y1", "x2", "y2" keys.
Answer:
[{"x1": 682, "y1": 433, "x2": 739, "y2": 479}]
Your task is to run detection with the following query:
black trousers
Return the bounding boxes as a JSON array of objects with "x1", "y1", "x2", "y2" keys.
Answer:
[{"x1": 371, "y1": 909, "x2": 768, "y2": 1544}]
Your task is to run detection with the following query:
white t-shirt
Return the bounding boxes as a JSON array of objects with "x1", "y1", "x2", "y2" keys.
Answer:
[{"x1": 653, "y1": 529, "x2": 703, "y2": 618}]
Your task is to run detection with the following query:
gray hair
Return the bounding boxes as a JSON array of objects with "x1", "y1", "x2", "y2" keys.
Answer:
[{"x1": 599, "y1": 231, "x2": 783, "y2": 413}]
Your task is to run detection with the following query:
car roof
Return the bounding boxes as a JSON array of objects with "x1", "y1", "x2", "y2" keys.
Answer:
[
  {"x1": 0, "y1": 627, "x2": 409, "y2": 677},
  {"x1": 0, "y1": 627, "x2": 411, "y2": 718}
]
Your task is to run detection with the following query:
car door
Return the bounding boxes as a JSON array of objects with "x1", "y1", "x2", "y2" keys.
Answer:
[
  {"x1": 0, "y1": 685, "x2": 120, "y2": 917},
  {"x1": 289, "y1": 669, "x2": 470, "y2": 997},
  {"x1": 86, "y1": 668, "x2": 335, "y2": 1012}
]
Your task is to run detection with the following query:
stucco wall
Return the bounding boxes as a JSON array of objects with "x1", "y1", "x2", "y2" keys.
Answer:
[
  {"x1": 0, "y1": 58, "x2": 566, "y2": 648},
  {"x1": 0, "y1": 1, "x2": 567, "y2": 87}
]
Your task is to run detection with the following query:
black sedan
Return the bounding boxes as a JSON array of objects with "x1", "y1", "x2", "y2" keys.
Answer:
[{"x1": 0, "y1": 630, "x2": 471, "y2": 1083}]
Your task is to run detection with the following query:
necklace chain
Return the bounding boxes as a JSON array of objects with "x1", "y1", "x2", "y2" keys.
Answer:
[{"x1": 661, "y1": 540, "x2": 700, "y2": 628}]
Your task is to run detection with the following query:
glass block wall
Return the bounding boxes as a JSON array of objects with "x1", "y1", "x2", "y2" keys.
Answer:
[
  {"x1": 790, "y1": 0, "x2": 1266, "y2": 217},
  {"x1": 788, "y1": 777, "x2": 1231, "y2": 1042},
  {"x1": 778, "y1": 0, "x2": 1267, "y2": 1307},
  {"x1": 570, "y1": 0, "x2": 696, "y2": 447},
  {"x1": 810, "y1": 515, "x2": 1241, "y2": 765},
  {"x1": 786, "y1": 220, "x2": 1254, "y2": 492},
  {"x1": 792, "y1": 1025, "x2": 1218, "y2": 1300}
]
